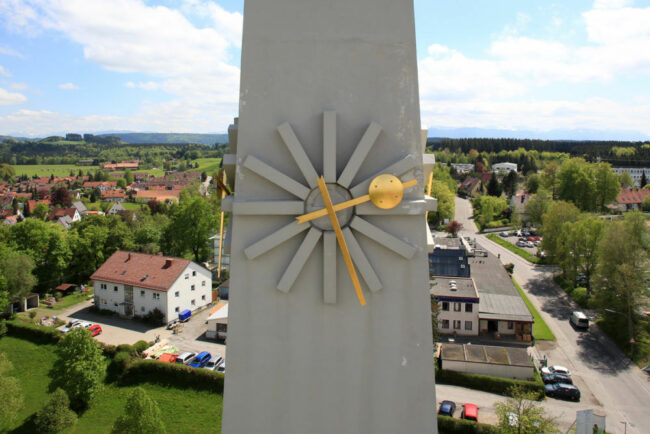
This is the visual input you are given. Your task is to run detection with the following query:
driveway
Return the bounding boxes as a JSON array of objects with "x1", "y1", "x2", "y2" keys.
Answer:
[
  {"x1": 60, "y1": 300, "x2": 226, "y2": 359},
  {"x1": 452, "y1": 197, "x2": 650, "y2": 434}
]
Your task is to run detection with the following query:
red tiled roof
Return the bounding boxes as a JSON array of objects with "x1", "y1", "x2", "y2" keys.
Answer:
[
  {"x1": 103, "y1": 163, "x2": 139, "y2": 169},
  {"x1": 616, "y1": 188, "x2": 650, "y2": 204},
  {"x1": 49, "y1": 207, "x2": 78, "y2": 219},
  {"x1": 135, "y1": 190, "x2": 180, "y2": 202},
  {"x1": 90, "y1": 251, "x2": 191, "y2": 292},
  {"x1": 83, "y1": 181, "x2": 118, "y2": 189},
  {"x1": 101, "y1": 189, "x2": 125, "y2": 198},
  {"x1": 27, "y1": 199, "x2": 51, "y2": 212}
]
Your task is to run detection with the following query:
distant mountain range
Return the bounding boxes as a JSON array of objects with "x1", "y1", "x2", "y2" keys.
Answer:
[
  {"x1": 426, "y1": 127, "x2": 649, "y2": 141},
  {"x1": 3, "y1": 128, "x2": 648, "y2": 144}
]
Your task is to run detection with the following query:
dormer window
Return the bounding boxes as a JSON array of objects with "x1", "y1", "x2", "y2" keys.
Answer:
[
  {"x1": 141, "y1": 274, "x2": 149, "y2": 282},
  {"x1": 121, "y1": 270, "x2": 126, "y2": 275}
]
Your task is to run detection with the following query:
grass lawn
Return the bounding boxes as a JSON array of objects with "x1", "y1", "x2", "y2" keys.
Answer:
[
  {"x1": 192, "y1": 158, "x2": 222, "y2": 174},
  {"x1": 486, "y1": 234, "x2": 540, "y2": 264},
  {"x1": 11, "y1": 164, "x2": 100, "y2": 177},
  {"x1": 120, "y1": 202, "x2": 146, "y2": 211},
  {"x1": 512, "y1": 279, "x2": 556, "y2": 341},
  {"x1": 0, "y1": 336, "x2": 223, "y2": 433}
]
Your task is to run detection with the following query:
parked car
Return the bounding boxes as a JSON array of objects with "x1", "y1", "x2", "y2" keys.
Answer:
[
  {"x1": 541, "y1": 365, "x2": 570, "y2": 376},
  {"x1": 189, "y1": 351, "x2": 212, "y2": 368},
  {"x1": 216, "y1": 359, "x2": 226, "y2": 373},
  {"x1": 522, "y1": 230, "x2": 530, "y2": 237},
  {"x1": 570, "y1": 311, "x2": 589, "y2": 330},
  {"x1": 516, "y1": 240, "x2": 527, "y2": 247},
  {"x1": 526, "y1": 241, "x2": 535, "y2": 248},
  {"x1": 534, "y1": 241, "x2": 541, "y2": 247},
  {"x1": 204, "y1": 355, "x2": 224, "y2": 370},
  {"x1": 542, "y1": 373, "x2": 573, "y2": 385},
  {"x1": 175, "y1": 352, "x2": 196, "y2": 365},
  {"x1": 60, "y1": 319, "x2": 82, "y2": 333},
  {"x1": 438, "y1": 400, "x2": 456, "y2": 417},
  {"x1": 545, "y1": 383, "x2": 580, "y2": 401},
  {"x1": 88, "y1": 324, "x2": 102, "y2": 337},
  {"x1": 461, "y1": 403, "x2": 478, "y2": 422},
  {"x1": 158, "y1": 353, "x2": 178, "y2": 363},
  {"x1": 500, "y1": 231, "x2": 509, "y2": 237},
  {"x1": 179, "y1": 309, "x2": 192, "y2": 322}
]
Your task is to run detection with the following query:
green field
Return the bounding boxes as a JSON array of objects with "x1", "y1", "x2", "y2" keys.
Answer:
[
  {"x1": 192, "y1": 158, "x2": 222, "y2": 174},
  {"x1": 486, "y1": 234, "x2": 540, "y2": 264},
  {"x1": 11, "y1": 164, "x2": 100, "y2": 177},
  {"x1": 0, "y1": 337, "x2": 223, "y2": 433},
  {"x1": 512, "y1": 279, "x2": 556, "y2": 341}
]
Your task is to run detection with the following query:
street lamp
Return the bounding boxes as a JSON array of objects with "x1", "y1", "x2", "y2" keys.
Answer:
[{"x1": 620, "y1": 421, "x2": 627, "y2": 434}]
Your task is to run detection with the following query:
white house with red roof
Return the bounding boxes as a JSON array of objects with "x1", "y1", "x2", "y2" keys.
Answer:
[{"x1": 91, "y1": 251, "x2": 212, "y2": 323}]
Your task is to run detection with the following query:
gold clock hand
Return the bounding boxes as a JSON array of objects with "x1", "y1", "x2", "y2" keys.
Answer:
[
  {"x1": 296, "y1": 177, "x2": 418, "y2": 224},
  {"x1": 317, "y1": 176, "x2": 366, "y2": 306}
]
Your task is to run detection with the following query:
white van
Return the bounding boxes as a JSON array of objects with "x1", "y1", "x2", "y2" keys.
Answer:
[{"x1": 570, "y1": 311, "x2": 589, "y2": 330}]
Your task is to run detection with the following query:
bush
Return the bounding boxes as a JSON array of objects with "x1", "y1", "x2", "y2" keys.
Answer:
[
  {"x1": 6, "y1": 320, "x2": 61, "y2": 344},
  {"x1": 54, "y1": 291, "x2": 63, "y2": 301},
  {"x1": 121, "y1": 360, "x2": 224, "y2": 393},
  {"x1": 435, "y1": 366, "x2": 544, "y2": 400},
  {"x1": 34, "y1": 388, "x2": 77, "y2": 433},
  {"x1": 112, "y1": 387, "x2": 166, "y2": 434},
  {"x1": 0, "y1": 319, "x2": 7, "y2": 338},
  {"x1": 116, "y1": 344, "x2": 137, "y2": 356},
  {"x1": 504, "y1": 263, "x2": 514, "y2": 275},
  {"x1": 142, "y1": 308, "x2": 165, "y2": 326},
  {"x1": 437, "y1": 415, "x2": 498, "y2": 434},
  {"x1": 29, "y1": 311, "x2": 37, "y2": 320},
  {"x1": 100, "y1": 343, "x2": 118, "y2": 358},
  {"x1": 133, "y1": 340, "x2": 150, "y2": 355}
]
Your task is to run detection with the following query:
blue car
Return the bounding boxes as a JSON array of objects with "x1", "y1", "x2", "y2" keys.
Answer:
[
  {"x1": 189, "y1": 351, "x2": 211, "y2": 368},
  {"x1": 438, "y1": 400, "x2": 456, "y2": 417}
]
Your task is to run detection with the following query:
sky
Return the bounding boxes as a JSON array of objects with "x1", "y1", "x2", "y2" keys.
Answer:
[{"x1": 0, "y1": 0, "x2": 649, "y2": 139}]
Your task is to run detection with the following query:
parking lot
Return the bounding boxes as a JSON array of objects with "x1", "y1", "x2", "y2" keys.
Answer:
[
  {"x1": 497, "y1": 231, "x2": 541, "y2": 255},
  {"x1": 59, "y1": 300, "x2": 226, "y2": 360}
]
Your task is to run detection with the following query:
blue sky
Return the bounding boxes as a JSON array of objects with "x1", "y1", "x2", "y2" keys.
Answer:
[{"x1": 0, "y1": 0, "x2": 649, "y2": 138}]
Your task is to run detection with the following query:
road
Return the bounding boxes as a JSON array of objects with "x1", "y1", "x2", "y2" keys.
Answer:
[{"x1": 448, "y1": 197, "x2": 650, "y2": 433}]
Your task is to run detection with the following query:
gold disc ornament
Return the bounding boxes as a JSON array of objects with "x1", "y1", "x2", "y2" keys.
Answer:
[{"x1": 369, "y1": 174, "x2": 404, "y2": 209}]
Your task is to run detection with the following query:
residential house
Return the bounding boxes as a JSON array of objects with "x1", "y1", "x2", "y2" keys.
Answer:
[
  {"x1": 458, "y1": 177, "x2": 481, "y2": 197},
  {"x1": 101, "y1": 189, "x2": 126, "y2": 202},
  {"x1": 612, "y1": 167, "x2": 650, "y2": 187},
  {"x1": 615, "y1": 188, "x2": 650, "y2": 211},
  {"x1": 83, "y1": 181, "x2": 117, "y2": 191},
  {"x1": 108, "y1": 202, "x2": 126, "y2": 215},
  {"x1": 431, "y1": 277, "x2": 479, "y2": 336},
  {"x1": 492, "y1": 162, "x2": 517, "y2": 174},
  {"x1": 134, "y1": 190, "x2": 181, "y2": 203},
  {"x1": 510, "y1": 191, "x2": 532, "y2": 217},
  {"x1": 449, "y1": 163, "x2": 474, "y2": 174},
  {"x1": 48, "y1": 208, "x2": 81, "y2": 226},
  {"x1": 72, "y1": 201, "x2": 88, "y2": 215},
  {"x1": 91, "y1": 251, "x2": 212, "y2": 323},
  {"x1": 27, "y1": 199, "x2": 51, "y2": 213},
  {"x1": 103, "y1": 161, "x2": 140, "y2": 171}
]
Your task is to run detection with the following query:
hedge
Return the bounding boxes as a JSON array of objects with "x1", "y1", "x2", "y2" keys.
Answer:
[
  {"x1": 437, "y1": 415, "x2": 498, "y2": 434},
  {"x1": 5, "y1": 320, "x2": 62, "y2": 344},
  {"x1": 120, "y1": 359, "x2": 224, "y2": 393},
  {"x1": 436, "y1": 366, "x2": 545, "y2": 400}
]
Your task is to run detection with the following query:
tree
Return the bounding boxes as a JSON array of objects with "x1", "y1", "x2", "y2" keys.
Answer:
[
  {"x1": 557, "y1": 158, "x2": 596, "y2": 211},
  {"x1": 117, "y1": 178, "x2": 127, "y2": 189},
  {"x1": 124, "y1": 169, "x2": 134, "y2": 185},
  {"x1": 0, "y1": 163, "x2": 16, "y2": 181},
  {"x1": 34, "y1": 388, "x2": 77, "y2": 433},
  {"x1": 0, "y1": 353, "x2": 24, "y2": 426},
  {"x1": 501, "y1": 170, "x2": 518, "y2": 197},
  {"x1": 51, "y1": 187, "x2": 72, "y2": 207},
  {"x1": 495, "y1": 386, "x2": 557, "y2": 433},
  {"x1": 444, "y1": 220, "x2": 463, "y2": 237},
  {"x1": 162, "y1": 197, "x2": 218, "y2": 263},
  {"x1": 431, "y1": 301, "x2": 441, "y2": 344},
  {"x1": 112, "y1": 387, "x2": 167, "y2": 434},
  {"x1": 525, "y1": 173, "x2": 540, "y2": 194},
  {"x1": 641, "y1": 171, "x2": 648, "y2": 188},
  {"x1": 642, "y1": 195, "x2": 650, "y2": 212},
  {"x1": 32, "y1": 202, "x2": 49, "y2": 220},
  {"x1": 51, "y1": 328, "x2": 105, "y2": 410},
  {"x1": 540, "y1": 201, "x2": 580, "y2": 264},
  {"x1": 618, "y1": 171, "x2": 635, "y2": 188},
  {"x1": 428, "y1": 180, "x2": 455, "y2": 225},
  {"x1": 0, "y1": 252, "x2": 37, "y2": 303},
  {"x1": 486, "y1": 175, "x2": 501, "y2": 197},
  {"x1": 594, "y1": 162, "x2": 620, "y2": 211},
  {"x1": 524, "y1": 190, "x2": 552, "y2": 227},
  {"x1": 564, "y1": 216, "x2": 606, "y2": 293}
]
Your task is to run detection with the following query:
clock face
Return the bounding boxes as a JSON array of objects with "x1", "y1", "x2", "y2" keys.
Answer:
[{"x1": 237, "y1": 111, "x2": 423, "y2": 305}]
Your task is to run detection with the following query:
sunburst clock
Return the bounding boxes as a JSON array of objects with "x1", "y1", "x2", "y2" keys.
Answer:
[{"x1": 227, "y1": 111, "x2": 432, "y2": 306}]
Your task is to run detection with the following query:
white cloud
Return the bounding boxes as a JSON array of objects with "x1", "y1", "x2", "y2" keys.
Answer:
[
  {"x1": 0, "y1": 65, "x2": 10, "y2": 77},
  {"x1": 0, "y1": 45, "x2": 22, "y2": 57},
  {"x1": 0, "y1": 87, "x2": 27, "y2": 105},
  {"x1": 9, "y1": 82, "x2": 28, "y2": 90},
  {"x1": 58, "y1": 82, "x2": 79, "y2": 90},
  {"x1": 592, "y1": 0, "x2": 632, "y2": 10}
]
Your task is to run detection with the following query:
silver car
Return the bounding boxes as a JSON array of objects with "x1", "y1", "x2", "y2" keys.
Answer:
[{"x1": 203, "y1": 355, "x2": 224, "y2": 370}]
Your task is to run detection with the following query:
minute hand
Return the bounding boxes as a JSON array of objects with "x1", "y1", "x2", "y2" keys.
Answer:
[{"x1": 296, "y1": 178, "x2": 418, "y2": 224}]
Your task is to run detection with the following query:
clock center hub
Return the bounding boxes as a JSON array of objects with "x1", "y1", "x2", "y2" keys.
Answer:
[{"x1": 305, "y1": 183, "x2": 354, "y2": 231}]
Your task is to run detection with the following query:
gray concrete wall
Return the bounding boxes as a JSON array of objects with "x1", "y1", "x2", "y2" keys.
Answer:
[
  {"x1": 442, "y1": 360, "x2": 535, "y2": 381},
  {"x1": 222, "y1": 1, "x2": 436, "y2": 433}
]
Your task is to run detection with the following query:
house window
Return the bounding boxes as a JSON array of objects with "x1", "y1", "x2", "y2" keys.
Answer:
[
  {"x1": 152, "y1": 293, "x2": 160, "y2": 300},
  {"x1": 508, "y1": 321, "x2": 514, "y2": 330},
  {"x1": 114, "y1": 286, "x2": 118, "y2": 292},
  {"x1": 175, "y1": 307, "x2": 179, "y2": 312},
  {"x1": 192, "y1": 271, "x2": 196, "y2": 276},
  {"x1": 202, "y1": 281, "x2": 206, "y2": 287},
  {"x1": 185, "y1": 273, "x2": 189, "y2": 279},
  {"x1": 453, "y1": 320, "x2": 461, "y2": 330},
  {"x1": 465, "y1": 303, "x2": 473, "y2": 313},
  {"x1": 140, "y1": 290, "x2": 145, "y2": 297},
  {"x1": 453, "y1": 302, "x2": 461, "y2": 312},
  {"x1": 175, "y1": 291, "x2": 179, "y2": 297},
  {"x1": 191, "y1": 299, "x2": 195, "y2": 306},
  {"x1": 114, "y1": 302, "x2": 118, "y2": 307},
  {"x1": 465, "y1": 321, "x2": 472, "y2": 331},
  {"x1": 442, "y1": 302, "x2": 449, "y2": 311},
  {"x1": 441, "y1": 320, "x2": 449, "y2": 329},
  {"x1": 191, "y1": 285, "x2": 195, "y2": 291},
  {"x1": 100, "y1": 283, "x2": 107, "y2": 290},
  {"x1": 141, "y1": 306, "x2": 145, "y2": 312},
  {"x1": 201, "y1": 295, "x2": 206, "y2": 301},
  {"x1": 101, "y1": 299, "x2": 107, "y2": 305}
]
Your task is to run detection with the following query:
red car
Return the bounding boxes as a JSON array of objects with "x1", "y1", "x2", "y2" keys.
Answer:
[
  {"x1": 158, "y1": 353, "x2": 179, "y2": 363},
  {"x1": 88, "y1": 324, "x2": 102, "y2": 337},
  {"x1": 461, "y1": 403, "x2": 478, "y2": 422}
]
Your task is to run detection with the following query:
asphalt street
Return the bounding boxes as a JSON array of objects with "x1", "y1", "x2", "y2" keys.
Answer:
[{"x1": 447, "y1": 197, "x2": 650, "y2": 434}]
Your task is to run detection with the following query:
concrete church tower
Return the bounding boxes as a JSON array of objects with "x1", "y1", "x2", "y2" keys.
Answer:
[{"x1": 221, "y1": 1, "x2": 437, "y2": 433}]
